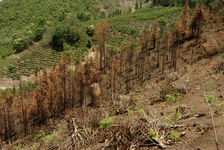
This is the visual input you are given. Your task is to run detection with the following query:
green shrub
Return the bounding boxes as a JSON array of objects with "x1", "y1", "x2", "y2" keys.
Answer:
[
  {"x1": 13, "y1": 38, "x2": 28, "y2": 53},
  {"x1": 34, "y1": 27, "x2": 45, "y2": 41},
  {"x1": 86, "y1": 25, "x2": 95, "y2": 36},
  {"x1": 52, "y1": 26, "x2": 81, "y2": 51},
  {"x1": 65, "y1": 30, "x2": 81, "y2": 45},
  {"x1": 52, "y1": 27, "x2": 65, "y2": 50},
  {"x1": 76, "y1": 11, "x2": 90, "y2": 21}
]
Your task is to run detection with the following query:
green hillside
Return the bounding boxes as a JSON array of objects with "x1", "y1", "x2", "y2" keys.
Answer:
[
  {"x1": 0, "y1": 0, "x2": 183, "y2": 80},
  {"x1": 0, "y1": 0, "x2": 101, "y2": 57}
]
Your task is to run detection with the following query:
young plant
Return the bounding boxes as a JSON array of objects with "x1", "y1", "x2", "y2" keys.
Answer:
[
  {"x1": 80, "y1": 129, "x2": 88, "y2": 138},
  {"x1": 99, "y1": 117, "x2": 115, "y2": 129},
  {"x1": 165, "y1": 93, "x2": 183, "y2": 102},
  {"x1": 165, "y1": 94, "x2": 176, "y2": 102},
  {"x1": 169, "y1": 130, "x2": 179, "y2": 141},
  {"x1": 164, "y1": 111, "x2": 180, "y2": 126},
  {"x1": 139, "y1": 108, "x2": 145, "y2": 115},
  {"x1": 203, "y1": 95, "x2": 214, "y2": 105}
]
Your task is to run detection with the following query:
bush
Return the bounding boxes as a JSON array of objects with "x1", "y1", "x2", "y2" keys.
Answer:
[
  {"x1": 51, "y1": 26, "x2": 81, "y2": 51},
  {"x1": 34, "y1": 27, "x2": 45, "y2": 41},
  {"x1": 13, "y1": 38, "x2": 28, "y2": 53},
  {"x1": 86, "y1": 25, "x2": 95, "y2": 36},
  {"x1": 65, "y1": 30, "x2": 81, "y2": 45},
  {"x1": 76, "y1": 11, "x2": 90, "y2": 21},
  {"x1": 52, "y1": 27, "x2": 65, "y2": 50}
]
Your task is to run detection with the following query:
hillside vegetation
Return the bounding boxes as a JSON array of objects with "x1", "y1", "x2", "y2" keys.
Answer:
[
  {"x1": 0, "y1": 0, "x2": 224, "y2": 149},
  {"x1": 0, "y1": 0, "x2": 183, "y2": 80}
]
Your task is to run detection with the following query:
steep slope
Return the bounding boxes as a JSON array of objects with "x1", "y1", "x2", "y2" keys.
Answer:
[{"x1": 1, "y1": 14, "x2": 223, "y2": 150}]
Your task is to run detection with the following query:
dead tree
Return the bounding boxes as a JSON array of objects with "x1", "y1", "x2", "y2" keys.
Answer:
[
  {"x1": 182, "y1": 2, "x2": 189, "y2": 40},
  {"x1": 94, "y1": 23, "x2": 110, "y2": 73},
  {"x1": 190, "y1": 3, "x2": 207, "y2": 38},
  {"x1": 172, "y1": 21, "x2": 183, "y2": 71}
]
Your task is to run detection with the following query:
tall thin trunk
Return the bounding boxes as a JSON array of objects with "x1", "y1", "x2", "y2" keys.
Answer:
[
  {"x1": 157, "y1": 40, "x2": 160, "y2": 68},
  {"x1": 3, "y1": 105, "x2": 8, "y2": 141},
  {"x1": 21, "y1": 90, "x2": 27, "y2": 136},
  {"x1": 162, "y1": 47, "x2": 165, "y2": 74},
  {"x1": 63, "y1": 67, "x2": 66, "y2": 111},
  {"x1": 6, "y1": 105, "x2": 11, "y2": 141},
  {"x1": 103, "y1": 44, "x2": 106, "y2": 74}
]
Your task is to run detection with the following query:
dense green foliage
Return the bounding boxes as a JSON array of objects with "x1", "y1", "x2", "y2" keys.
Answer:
[
  {"x1": 12, "y1": 38, "x2": 28, "y2": 53},
  {"x1": 51, "y1": 26, "x2": 81, "y2": 51},
  {"x1": 0, "y1": 0, "x2": 100, "y2": 57},
  {"x1": 0, "y1": 0, "x2": 183, "y2": 79}
]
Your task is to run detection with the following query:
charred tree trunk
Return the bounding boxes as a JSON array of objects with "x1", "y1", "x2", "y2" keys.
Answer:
[
  {"x1": 162, "y1": 47, "x2": 165, "y2": 74},
  {"x1": 157, "y1": 40, "x2": 160, "y2": 68},
  {"x1": 3, "y1": 105, "x2": 8, "y2": 141}
]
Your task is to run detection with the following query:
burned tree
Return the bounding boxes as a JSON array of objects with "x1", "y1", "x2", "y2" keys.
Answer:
[
  {"x1": 77, "y1": 65, "x2": 85, "y2": 107},
  {"x1": 190, "y1": 3, "x2": 207, "y2": 38},
  {"x1": 162, "y1": 32, "x2": 171, "y2": 74},
  {"x1": 94, "y1": 22, "x2": 110, "y2": 73},
  {"x1": 172, "y1": 21, "x2": 183, "y2": 71},
  {"x1": 152, "y1": 21, "x2": 159, "y2": 49},
  {"x1": 182, "y1": 2, "x2": 189, "y2": 40}
]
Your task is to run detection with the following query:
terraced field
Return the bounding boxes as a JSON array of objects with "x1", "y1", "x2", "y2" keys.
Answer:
[
  {"x1": 0, "y1": 43, "x2": 61, "y2": 80},
  {"x1": 108, "y1": 6, "x2": 182, "y2": 33}
]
